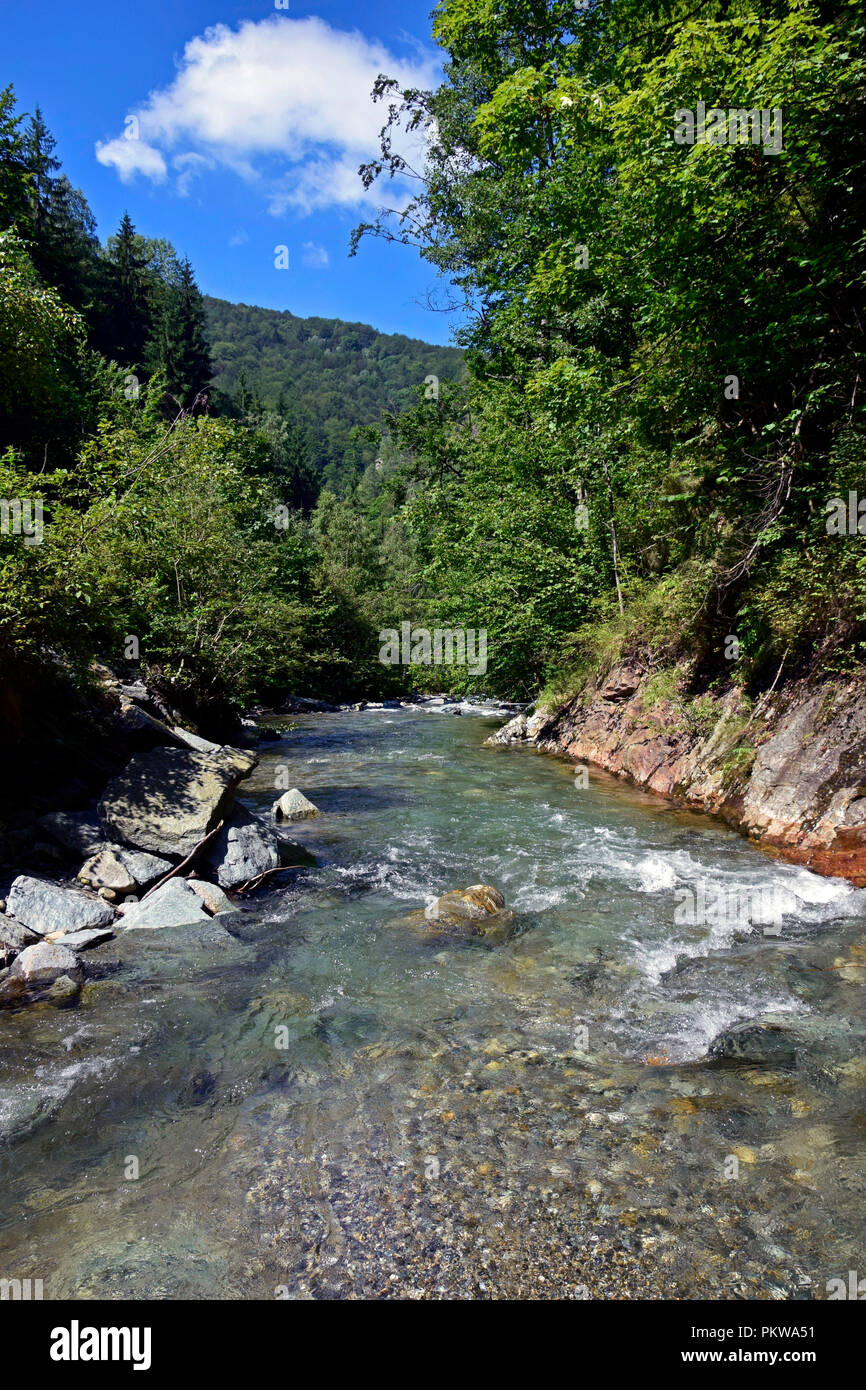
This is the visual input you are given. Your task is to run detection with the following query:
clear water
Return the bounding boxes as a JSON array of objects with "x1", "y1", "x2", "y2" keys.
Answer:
[{"x1": 1, "y1": 708, "x2": 865, "y2": 1299}]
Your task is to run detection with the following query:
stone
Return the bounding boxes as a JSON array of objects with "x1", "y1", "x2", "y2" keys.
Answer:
[
  {"x1": 205, "y1": 806, "x2": 280, "y2": 889},
  {"x1": 78, "y1": 847, "x2": 137, "y2": 895},
  {"x1": 120, "y1": 877, "x2": 212, "y2": 930},
  {"x1": 10, "y1": 940, "x2": 82, "y2": 984},
  {"x1": 707, "y1": 1018, "x2": 799, "y2": 1068},
  {"x1": 600, "y1": 665, "x2": 643, "y2": 702},
  {"x1": 78, "y1": 844, "x2": 172, "y2": 895},
  {"x1": 48, "y1": 928, "x2": 114, "y2": 951},
  {"x1": 37, "y1": 811, "x2": 104, "y2": 857},
  {"x1": 401, "y1": 885, "x2": 518, "y2": 943},
  {"x1": 0, "y1": 918, "x2": 39, "y2": 952},
  {"x1": 98, "y1": 744, "x2": 258, "y2": 858},
  {"x1": 7, "y1": 875, "x2": 115, "y2": 936},
  {"x1": 425, "y1": 885, "x2": 506, "y2": 924},
  {"x1": 187, "y1": 879, "x2": 237, "y2": 916},
  {"x1": 272, "y1": 788, "x2": 321, "y2": 822}
]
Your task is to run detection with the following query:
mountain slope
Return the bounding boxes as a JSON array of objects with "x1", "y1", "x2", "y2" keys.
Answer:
[{"x1": 203, "y1": 295, "x2": 464, "y2": 487}]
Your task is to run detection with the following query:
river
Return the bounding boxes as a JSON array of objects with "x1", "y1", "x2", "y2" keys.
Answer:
[{"x1": 1, "y1": 705, "x2": 865, "y2": 1299}]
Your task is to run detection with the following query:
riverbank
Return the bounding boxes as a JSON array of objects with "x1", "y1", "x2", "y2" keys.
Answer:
[{"x1": 488, "y1": 668, "x2": 866, "y2": 886}]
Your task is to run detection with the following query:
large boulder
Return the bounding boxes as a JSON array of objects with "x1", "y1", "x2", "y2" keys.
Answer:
[
  {"x1": 272, "y1": 789, "x2": 320, "y2": 822},
  {"x1": 98, "y1": 745, "x2": 257, "y2": 859},
  {"x1": 7, "y1": 875, "x2": 114, "y2": 936},
  {"x1": 10, "y1": 940, "x2": 83, "y2": 984},
  {"x1": 205, "y1": 806, "x2": 281, "y2": 888},
  {"x1": 119, "y1": 877, "x2": 212, "y2": 930}
]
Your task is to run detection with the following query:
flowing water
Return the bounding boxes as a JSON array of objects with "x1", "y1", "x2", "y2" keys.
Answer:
[{"x1": 1, "y1": 707, "x2": 865, "y2": 1299}]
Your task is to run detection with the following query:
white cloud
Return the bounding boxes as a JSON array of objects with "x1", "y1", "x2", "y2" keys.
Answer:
[
  {"x1": 301, "y1": 241, "x2": 329, "y2": 269},
  {"x1": 96, "y1": 136, "x2": 167, "y2": 183},
  {"x1": 95, "y1": 15, "x2": 437, "y2": 212}
]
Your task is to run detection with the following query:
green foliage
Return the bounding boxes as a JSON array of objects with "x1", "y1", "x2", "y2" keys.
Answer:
[{"x1": 203, "y1": 296, "x2": 465, "y2": 489}]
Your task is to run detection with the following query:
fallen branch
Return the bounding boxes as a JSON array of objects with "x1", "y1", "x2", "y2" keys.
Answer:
[{"x1": 234, "y1": 865, "x2": 299, "y2": 896}]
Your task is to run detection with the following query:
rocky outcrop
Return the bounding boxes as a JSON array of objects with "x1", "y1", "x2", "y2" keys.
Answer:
[
  {"x1": 98, "y1": 745, "x2": 257, "y2": 859},
  {"x1": 490, "y1": 668, "x2": 866, "y2": 884}
]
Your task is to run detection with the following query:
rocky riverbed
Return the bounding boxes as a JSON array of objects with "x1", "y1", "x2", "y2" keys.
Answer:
[{"x1": 1, "y1": 699, "x2": 864, "y2": 1300}]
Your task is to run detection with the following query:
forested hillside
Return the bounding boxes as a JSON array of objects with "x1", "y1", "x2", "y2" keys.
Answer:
[{"x1": 205, "y1": 296, "x2": 463, "y2": 489}]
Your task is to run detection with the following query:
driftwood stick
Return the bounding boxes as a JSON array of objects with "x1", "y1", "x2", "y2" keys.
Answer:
[
  {"x1": 235, "y1": 865, "x2": 298, "y2": 896},
  {"x1": 140, "y1": 819, "x2": 226, "y2": 901}
]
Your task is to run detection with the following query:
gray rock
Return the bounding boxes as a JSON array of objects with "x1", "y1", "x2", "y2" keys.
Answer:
[
  {"x1": 98, "y1": 744, "x2": 258, "y2": 858},
  {"x1": 49, "y1": 928, "x2": 115, "y2": 951},
  {"x1": 115, "y1": 847, "x2": 172, "y2": 887},
  {"x1": 188, "y1": 879, "x2": 236, "y2": 915},
  {"x1": 206, "y1": 806, "x2": 280, "y2": 888},
  {"x1": 7, "y1": 875, "x2": 115, "y2": 936},
  {"x1": 78, "y1": 847, "x2": 137, "y2": 895},
  {"x1": 78, "y1": 844, "x2": 171, "y2": 894},
  {"x1": 708, "y1": 1017, "x2": 799, "y2": 1068},
  {"x1": 0, "y1": 918, "x2": 39, "y2": 952},
  {"x1": 120, "y1": 877, "x2": 211, "y2": 930},
  {"x1": 37, "y1": 811, "x2": 104, "y2": 856},
  {"x1": 272, "y1": 788, "x2": 321, "y2": 822},
  {"x1": 10, "y1": 940, "x2": 83, "y2": 984}
]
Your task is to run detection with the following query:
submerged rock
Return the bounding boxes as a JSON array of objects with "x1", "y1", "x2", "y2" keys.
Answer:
[
  {"x1": 205, "y1": 806, "x2": 281, "y2": 888},
  {"x1": 272, "y1": 789, "x2": 321, "y2": 822},
  {"x1": 707, "y1": 1018, "x2": 800, "y2": 1068},
  {"x1": 98, "y1": 745, "x2": 257, "y2": 858},
  {"x1": 394, "y1": 885, "x2": 517, "y2": 944},
  {"x1": 7, "y1": 875, "x2": 115, "y2": 936}
]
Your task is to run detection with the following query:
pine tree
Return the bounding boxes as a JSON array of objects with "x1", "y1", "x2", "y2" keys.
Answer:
[
  {"x1": 101, "y1": 212, "x2": 153, "y2": 368},
  {"x1": 0, "y1": 86, "x2": 29, "y2": 229},
  {"x1": 148, "y1": 257, "x2": 211, "y2": 409}
]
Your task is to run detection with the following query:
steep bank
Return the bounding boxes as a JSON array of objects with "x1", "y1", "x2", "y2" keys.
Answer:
[{"x1": 489, "y1": 668, "x2": 866, "y2": 886}]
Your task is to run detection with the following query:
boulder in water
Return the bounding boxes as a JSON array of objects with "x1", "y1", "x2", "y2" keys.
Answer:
[
  {"x1": 394, "y1": 884, "x2": 517, "y2": 944},
  {"x1": 272, "y1": 789, "x2": 321, "y2": 822},
  {"x1": 120, "y1": 877, "x2": 211, "y2": 930},
  {"x1": 205, "y1": 805, "x2": 281, "y2": 888}
]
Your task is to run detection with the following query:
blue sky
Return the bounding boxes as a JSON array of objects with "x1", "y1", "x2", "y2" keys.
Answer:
[{"x1": 4, "y1": 0, "x2": 462, "y2": 343}]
